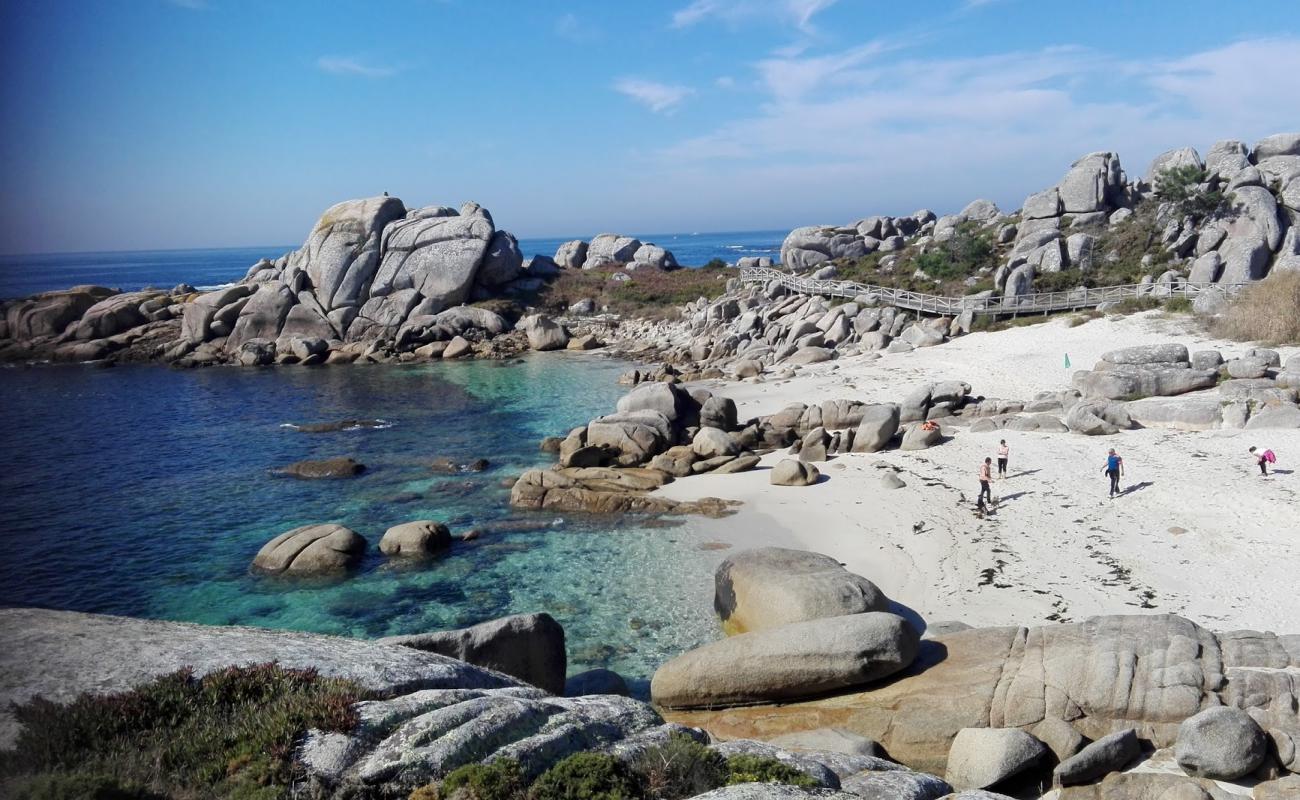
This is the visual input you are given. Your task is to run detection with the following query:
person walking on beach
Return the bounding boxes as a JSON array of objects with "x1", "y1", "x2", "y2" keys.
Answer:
[
  {"x1": 1249, "y1": 446, "x2": 1276, "y2": 476},
  {"x1": 978, "y1": 457, "x2": 993, "y2": 511},
  {"x1": 997, "y1": 440, "x2": 1009, "y2": 479},
  {"x1": 1104, "y1": 448, "x2": 1124, "y2": 498}
]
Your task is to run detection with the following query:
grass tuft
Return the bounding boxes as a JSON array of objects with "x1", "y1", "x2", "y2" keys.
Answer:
[{"x1": 1210, "y1": 270, "x2": 1300, "y2": 345}]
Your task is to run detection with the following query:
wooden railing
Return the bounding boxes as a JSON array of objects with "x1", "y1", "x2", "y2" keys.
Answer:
[{"x1": 738, "y1": 267, "x2": 1246, "y2": 317}]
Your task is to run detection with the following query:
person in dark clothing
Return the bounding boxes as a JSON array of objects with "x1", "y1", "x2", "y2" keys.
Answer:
[
  {"x1": 1104, "y1": 448, "x2": 1124, "y2": 498},
  {"x1": 978, "y1": 457, "x2": 993, "y2": 510}
]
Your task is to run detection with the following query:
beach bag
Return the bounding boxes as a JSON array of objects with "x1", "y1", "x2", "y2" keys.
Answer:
[{"x1": 1264, "y1": 449, "x2": 1277, "y2": 464}]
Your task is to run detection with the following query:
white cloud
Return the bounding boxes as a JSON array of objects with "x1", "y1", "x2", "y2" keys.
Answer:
[
  {"x1": 649, "y1": 36, "x2": 1300, "y2": 218},
  {"x1": 670, "y1": 0, "x2": 839, "y2": 33},
  {"x1": 315, "y1": 56, "x2": 399, "y2": 79},
  {"x1": 613, "y1": 78, "x2": 695, "y2": 113},
  {"x1": 671, "y1": 0, "x2": 721, "y2": 29},
  {"x1": 755, "y1": 38, "x2": 898, "y2": 102},
  {"x1": 554, "y1": 13, "x2": 599, "y2": 43},
  {"x1": 715, "y1": 75, "x2": 737, "y2": 89}
]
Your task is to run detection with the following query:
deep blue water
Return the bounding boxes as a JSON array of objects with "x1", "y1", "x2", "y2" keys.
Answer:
[
  {"x1": 0, "y1": 230, "x2": 784, "y2": 299},
  {"x1": 0, "y1": 355, "x2": 724, "y2": 684}
]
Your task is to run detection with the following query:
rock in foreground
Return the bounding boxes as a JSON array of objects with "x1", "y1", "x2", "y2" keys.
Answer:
[
  {"x1": 378, "y1": 612, "x2": 566, "y2": 695},
  {"x1": 651, "y1": 612, "x2": 920, "y2": 709},
  {"x1": 0, "y1": 607, "x2": 523, "y2": 750}
]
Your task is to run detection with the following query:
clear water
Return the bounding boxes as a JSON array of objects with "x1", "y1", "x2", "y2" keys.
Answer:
[
  {"x1": 0, "y1": 230, "x2": 785, "y2": 299},
  {"x1": 0, "y1": 355, "x2": 725, "y2": 688}
]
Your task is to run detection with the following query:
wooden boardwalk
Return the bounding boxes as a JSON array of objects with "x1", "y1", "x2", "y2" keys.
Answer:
[{"x1": 738, "y1": 266, "x2": 1245, "y2": 317}]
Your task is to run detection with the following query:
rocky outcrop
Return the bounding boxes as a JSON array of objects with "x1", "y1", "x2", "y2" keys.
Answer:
[
  {"x1": 0, "y1": 607, "x2": 523, "y2": 750},
  {"x1": 378, "y1": 612, "x2": 566, "y2": 695},
  {"x1": 661, "y1": 613, "x2": 1300, "y2": 777},
  {"x1": 509, "y1": 466, "x2": 736, "y2": 517},
  {"x1": 251, "y1": 524, "x2": 367, "y2": 575},
  {"x1": 0, "y1": 196, "x2": 588, "y2": 366},
  {"x1": 714, "y1": 548, "x2": 889, "y2": 634},
  {"x1": 300, "y1": 687, "x2": 672, "y2": 795}
]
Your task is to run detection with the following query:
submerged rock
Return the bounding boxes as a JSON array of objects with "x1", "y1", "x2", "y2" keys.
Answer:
[{"x1": 279, "y1": 456, "x2": 366, "y2": 478}]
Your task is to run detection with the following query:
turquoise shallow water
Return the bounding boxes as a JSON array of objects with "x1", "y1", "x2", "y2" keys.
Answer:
[{"x1": 0, "y1": 355, "x2": 724, "y2": 687}]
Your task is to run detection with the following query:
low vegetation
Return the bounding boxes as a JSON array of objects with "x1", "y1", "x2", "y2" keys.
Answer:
[
  {"x1": 1210, "y1": 269, "x2": 1300, "y2": 345},
  {"x1": 534, "y1": 263, "x2": 731, "y2": 320},
  {"x1": 1154, "y1": 164, "x2": 1225, "y2": 223},
  {"x1": 418, "y1": 735, "x2": 816, "y2": 800},
  {"x1": 0, "y1": 664, "x2": 370, "y2": 800},
  {"x1": 833, "y1": 221, "x2": 999, "y2": 295}
]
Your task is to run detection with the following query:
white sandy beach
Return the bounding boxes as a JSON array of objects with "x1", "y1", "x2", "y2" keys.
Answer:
[{"x1": 661, "y1": 311, "x2": 1300, "y2": 633}]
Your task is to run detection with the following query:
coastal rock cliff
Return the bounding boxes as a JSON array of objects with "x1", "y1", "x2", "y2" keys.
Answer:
[
  {"x1": 777, "y1": 132, "x2": 1300, "y2": 300},
  {"x1": 0, "y1": 201, "x2": 678, "y2": 366}
]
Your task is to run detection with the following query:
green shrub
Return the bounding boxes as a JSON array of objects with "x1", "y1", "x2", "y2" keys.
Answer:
[
  {"x1": 1155, "y1": 165, "x2": 1225, "y2": 222},
  {"x1": 1030, "y1": 270, "x2": 1086, "y2": 293},
  {"x1": 1112, "y1": 297, "x2": 1162, "y2": 314},
  {"x1": 1163, "y1": 296, "x2": 1193, "y2": 314},
  {"x1": 529, "y1": 753, "x2": 640, "y2": 800},
  {"x1": 724, "y1": 755, "x2": 816, "y2": 788},
  {"x1": 632, "y1": 734, "x2": 726, "y2": 800},
  {"x1": 700, "y1": 258, "x2": 729, "y2": 271},
  {"x1": 438, "y1": 759, "x2": 528, "y2": 800},
  {"x1": 0, "y1": 664, "x2": 369, "y2": 800}
]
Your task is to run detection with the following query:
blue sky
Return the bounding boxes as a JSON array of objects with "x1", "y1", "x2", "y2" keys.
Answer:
[{"x1": 1, "y1": 0, "x2": 1297, "y2": 254}]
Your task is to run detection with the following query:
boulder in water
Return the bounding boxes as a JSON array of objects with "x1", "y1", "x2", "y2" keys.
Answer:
[{"x1": 251, "y1": 523, "x2": 367, "y2": 575}]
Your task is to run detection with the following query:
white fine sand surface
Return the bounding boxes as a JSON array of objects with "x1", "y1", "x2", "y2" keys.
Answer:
[{"x1": 661, "y1": 311, "x2": 1300, "y2": 633}]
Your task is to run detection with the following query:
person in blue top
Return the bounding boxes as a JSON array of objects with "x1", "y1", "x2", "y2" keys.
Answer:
[{"x1": 1103, "y1": 448, "x2": 1124, "y2": 498}]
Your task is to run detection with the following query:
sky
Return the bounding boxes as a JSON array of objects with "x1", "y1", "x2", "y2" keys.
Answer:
[{"x1": 1, "y1": 0, "x2": 1298, "y2": 254}]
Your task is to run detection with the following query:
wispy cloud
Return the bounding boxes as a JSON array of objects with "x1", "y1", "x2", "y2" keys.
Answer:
[
  {"x1": 554, "y1": 13, "x2": 600, "y2": 43},
  {"x1": 166, "y1": 0, "x2": 208, "y2": 9},
  {"x1": 715, "y1": 75, "x2": 737, "y2": 89},
  {"x1": 650, "y1": 36, "x2": 1300, "y2": 218},
  {"x1": 755, "y1": 38, "x2": 899, "y2": 102},
  {"x1": 670, "y1": 0, "x2": 839, "y2": 33},
  {"x1": 613, "y1": 78, "x2": 695, "y2": 113},
  {"x1": 315, "y1": 56, "x2": 399, "y2": 79}
]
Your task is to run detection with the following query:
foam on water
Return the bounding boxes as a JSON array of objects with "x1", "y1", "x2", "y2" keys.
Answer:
[{"x1": 0, "y1": 355, "x2": 725, "y2": 685}]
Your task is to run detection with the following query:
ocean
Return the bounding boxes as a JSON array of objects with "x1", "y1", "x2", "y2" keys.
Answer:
[
  {"x1": 0, "y1": 232, "x2": 782, "y2": 687},
  {"x1": 0, "y1": 355, "x2": 727, "y2": 690},
  {"x1": 0, "y1": 230, "x2": 785, "y2": 300}
]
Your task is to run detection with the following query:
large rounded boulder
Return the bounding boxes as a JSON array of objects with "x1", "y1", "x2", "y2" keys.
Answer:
[
  {"x1": 379, "y1": 520, "x2": 452, "y2": 557},
  {"x1": 251, "y1": 524, "x2": 367, "y2": 576},
  {"x1": 1174, "y1": 706, "x2": 1267, "y2": 779},
  {"x1": 715, "y1": 548, "x2": 889, "y2": 634},
  {"x1": 770, "y1": 459, "x2": 820, "y2": 486},
  {"x1": 650, "y1": 612, "x2": 919, "y2": 709},
  {"x1": 945, "y1": 728, "x2": 1048, "y2": 790}
]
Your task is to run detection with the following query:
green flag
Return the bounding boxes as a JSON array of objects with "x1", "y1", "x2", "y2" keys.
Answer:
[{"x1": 1064, "y1": 353, "x2": 1071, "y2": 369}]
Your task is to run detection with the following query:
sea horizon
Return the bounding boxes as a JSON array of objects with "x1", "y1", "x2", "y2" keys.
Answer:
[{"x1": 0, "y1": 228, "x2": 787, "y2": 299}]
